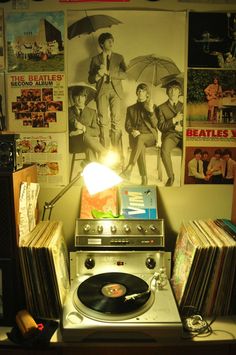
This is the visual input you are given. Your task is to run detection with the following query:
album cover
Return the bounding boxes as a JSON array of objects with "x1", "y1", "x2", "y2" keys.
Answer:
[
  {"x1": 171, "y1": 219, "x2": 236, "y2": 316},
  {"x1": 118, "y1": 184, "x2": 158, "y2": 219},
  {"x1": 5, "y1": 11, "x2": 64, "y2": 72},
  {"x1": 19, "y1": 221, "x2": 70, "y2": 318},
  {"x1": 6, "y1": 73, "x2": 66, "y2": 133},
  {"x1": 79, "y1": 185, "x2": 118, "y2": 219}
]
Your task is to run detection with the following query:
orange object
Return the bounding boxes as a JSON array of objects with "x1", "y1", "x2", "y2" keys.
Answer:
[{"x1": 15, "y1": 309, "x2": 38, "y2": 338}]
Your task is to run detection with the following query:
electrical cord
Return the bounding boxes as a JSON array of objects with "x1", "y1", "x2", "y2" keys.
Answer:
[{"x1": 180, "y1": 305, "x2": 216, "y2": 340}]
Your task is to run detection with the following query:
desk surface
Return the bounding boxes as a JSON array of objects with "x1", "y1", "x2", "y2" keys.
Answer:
[{"x1": 1, "y1": 316, "x2": 236, "y2": 346}]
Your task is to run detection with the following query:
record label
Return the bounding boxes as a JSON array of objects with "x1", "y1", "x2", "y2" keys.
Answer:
[{"x1": 101, "y1": 283, "x2": 126, "y2": 298}]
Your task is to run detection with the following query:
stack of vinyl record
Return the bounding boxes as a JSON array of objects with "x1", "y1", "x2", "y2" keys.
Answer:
[
  {"x1": 171, "y1": 219, "x2": 236, "y2": 317},
  {"x1": 19, "y1": 221, "x2": 70, "y2": 319}
]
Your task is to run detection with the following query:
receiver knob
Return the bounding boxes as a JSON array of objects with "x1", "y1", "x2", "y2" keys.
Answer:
[
  {"x1": 124, "y1": 224, "x2": 130, "y2": 233},
  {"x1": 97, "y1": 225, "x2": 103, "y2": 233},
  {"x1": 110, "y1": 225, "x2": 117, "y2": 233},
  {"x1": 84, "y1": 257, "x2": 95, "y2": 269},
  {"x1": 145, "y1": 257, "x2": 156, "y2": 269},
  {"x1": 137, "y1": 224, "x2": 143, "y2": 232},
  {"x1": 83, "y1": 224, "x2": 90, "y2": 232},
  {"x1": 149, "y1": 224, "x2": 157, "y2": 232}
]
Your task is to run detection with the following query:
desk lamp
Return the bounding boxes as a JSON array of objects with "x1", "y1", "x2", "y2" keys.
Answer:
[{"x1": 42, "y1": 162, "x2": 123, "y2": 221}]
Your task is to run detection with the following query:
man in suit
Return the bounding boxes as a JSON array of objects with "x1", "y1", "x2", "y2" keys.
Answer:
[
  {"x1": 155, "y1": 76, "x2": 183, "y2": 186},
  {"x1": 221, "y1": 148, "x2": 236, "y2": 184},
  {"x1": 121, "y1": 83, "x2": 158, "y2": 185},
  {"x1": 68, "y1": 86, "x2": 106, "y2": 163},
  {"x1": 88, "y1": 32, "x2": 127, "y2": 152},
  {"x1": 188, "y1": 148, "x2": 210, "y2": 184}
]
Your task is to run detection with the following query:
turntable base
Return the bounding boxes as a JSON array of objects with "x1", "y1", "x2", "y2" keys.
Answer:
[{"x1": 61, "y1": 251, "x2": 182, "y2": 342}]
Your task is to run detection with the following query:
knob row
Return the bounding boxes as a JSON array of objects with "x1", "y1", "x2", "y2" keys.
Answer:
[
  {"x1": 84, "y1": 257, "x2": 157, "y2": 270},
  {"x1": 83, "y1": 224, "x2": 158, "y2": 233}
]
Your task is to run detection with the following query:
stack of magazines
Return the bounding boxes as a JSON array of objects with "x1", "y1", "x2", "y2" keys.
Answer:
[
  {"x1": 171, "y1": 219, "x2": 236, "y2": 317},
  {"x1": 19, "y1": 221, "x2": 70, "y2": 319}
]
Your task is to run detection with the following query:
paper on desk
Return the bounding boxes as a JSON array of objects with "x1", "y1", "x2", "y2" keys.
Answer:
[{"x1": 19, "y1": 181, "x2": 40, "y2": 245}]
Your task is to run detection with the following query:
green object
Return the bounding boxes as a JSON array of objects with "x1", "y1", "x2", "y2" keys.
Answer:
[{"x1": 91, "y1": 209, "x2": 125, "y2": 219}]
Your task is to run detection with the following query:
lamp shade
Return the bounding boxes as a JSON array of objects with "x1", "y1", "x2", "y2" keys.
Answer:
[{"x1": 82, "y1": 162, "x2": 123, "y2": 195}]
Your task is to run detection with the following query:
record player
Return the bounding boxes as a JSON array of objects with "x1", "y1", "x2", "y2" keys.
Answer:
[{"x1": 61, "y1": 219, "x2": 182, "y2": 342}]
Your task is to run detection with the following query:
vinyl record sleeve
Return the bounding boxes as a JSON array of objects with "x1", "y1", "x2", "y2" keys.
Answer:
[{"x1": 119, "y1": 185, "x2": 158, "y2": 219}]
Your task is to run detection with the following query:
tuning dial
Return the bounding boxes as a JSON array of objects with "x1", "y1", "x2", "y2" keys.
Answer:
[
  {"x1": 137, "y1": 224, "x2": 143, "y2": 232},
  {"x1": 84, "y1": 257, "x2": 95, "y2": 269},
  {"x1": 145, "y1": 257, "x2": 156, "y2": 269},
  {"x1": 149, "y1": 224, "x2": 157, "y2": 232},
  {"x1": 97, "y1": 225, "x2": 103, "y2": 233},
  {"x1": 83, "y1": 224, "x2": 90, "y2": 232},
  {"x1": 110, "y1": 225, "x2": 117, "y2": 233},
  {"x1": 124, "y1": 224, "x2": 131, "y2": 233}
]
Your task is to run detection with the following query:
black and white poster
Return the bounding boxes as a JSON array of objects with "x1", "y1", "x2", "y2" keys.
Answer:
[{"x1": 67, "y1": 10, "x2": 186, "y2": 186}]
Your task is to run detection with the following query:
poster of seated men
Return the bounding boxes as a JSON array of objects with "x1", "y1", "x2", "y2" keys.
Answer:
[{"x1": 67, "y1": 10, "x2": 186, "y2": 186}]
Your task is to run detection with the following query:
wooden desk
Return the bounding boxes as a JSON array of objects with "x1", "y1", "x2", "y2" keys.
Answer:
[{"x1": 0, "y1": 317, "x2": 236, "y2": 355}]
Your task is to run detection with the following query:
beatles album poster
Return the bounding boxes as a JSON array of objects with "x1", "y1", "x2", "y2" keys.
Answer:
[
  {"x1": 187, "y1": 68, "x2": 236, "y2": 127},
  {"x1": 188, "y1": 12, "x2": 236, "y2": 69},
  {"x1": 6, "y1": 72, "x2": 66, "y2": 132},
  {"x1": 67, "y1": 10, "x2": 186, "y2": 187},
  {"x1": 5, "y1": 11, "x2": 64, "y2": 72},
  {"x1": 184, "y1": 129, "x2": 236, "y2": 184},
  {"x1": 185, "y1": 67, "x2": 236, "y2": 184}
]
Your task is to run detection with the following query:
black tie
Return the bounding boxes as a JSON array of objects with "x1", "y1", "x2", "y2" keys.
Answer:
[
  {"x1": 106, "y1": 55, "x2": 110, "y2": 71},
  {"x1": 105, "y1": 55, "x2": 110, "y2": 83},
  {"x1": 225, "y1": 160, "x2": 228, "y2": 178},
  {"x1": 197, "y1": 160, "x2": 200, "y2": 173}
]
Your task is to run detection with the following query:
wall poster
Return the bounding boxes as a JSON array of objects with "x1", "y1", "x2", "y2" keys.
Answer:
[
  {"x1": 67, "y1": 10, "x2": 186, "y2": 186},
  {"x1": 6, "y1": 72, "x2": 66, "y2": 132},
  {"x1": 185, "y1": 11, "x2": 236, "y2": 185},
  {"x1": 17, "y1": 133, "x2": 68, "y2": 186},
  {"x1": 188, "y1": 11, "x2": 236, "y2": 69},
  {"x1": 5, "y1": 11, "x2": 64, "y2": 72}
]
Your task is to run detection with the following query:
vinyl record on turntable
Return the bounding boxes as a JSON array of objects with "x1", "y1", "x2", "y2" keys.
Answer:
[{"x1": 77, "y1": 272, "x2": 150, "y2": 314}]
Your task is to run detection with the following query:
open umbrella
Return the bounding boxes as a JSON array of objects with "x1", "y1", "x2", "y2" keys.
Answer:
[
  {"x1": 127, "y1": 54, "x2": 180, "y2": 87},
  {"x1": 68, "y1": 14, "x2": 122, "y2": 40},
  {"x1": 68, "y1": 82, "x2": 96, "y2": 106}
]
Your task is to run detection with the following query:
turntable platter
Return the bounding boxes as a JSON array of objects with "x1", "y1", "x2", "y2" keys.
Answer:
[{"x1": 77, "y1": 272, "x2": 150, "y2": 314}]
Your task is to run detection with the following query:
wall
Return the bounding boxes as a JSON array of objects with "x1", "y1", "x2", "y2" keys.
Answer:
[{"x1": 1, "y1": 0, "x2": 235, "y2": 251}]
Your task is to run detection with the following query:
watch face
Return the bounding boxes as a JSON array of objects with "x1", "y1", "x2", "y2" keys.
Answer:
[{"x1": 0, "y1": 142, "x2": 14, "y2": 168}]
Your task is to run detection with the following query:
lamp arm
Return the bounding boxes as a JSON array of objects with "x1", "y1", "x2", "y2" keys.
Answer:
[{"x1": 42, "y1": 172, "x2": 82, "y2": 220}]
